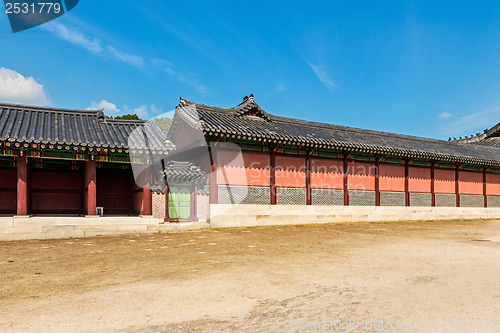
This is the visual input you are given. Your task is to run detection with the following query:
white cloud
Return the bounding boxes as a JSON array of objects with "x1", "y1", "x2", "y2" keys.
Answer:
[
  {"x1": 43, "y1": 22, "x2": 103, "y2": 55},
  {"x1": 107, "y1": 46, "x2": 144, "y2": 68},
  {"x1": 44, "y1": 22, "x2": 144, "y2": 69},
  {"x1": 441, "y1": 106, "x2": 500, "y2": 137},
  {"x1": 134, "y1": 105, "x2": 149, "y2": 118},
  {"x1": 164, "y1": 68, "x2": 208, "y2": 94},
  {"x1": 132, "y1": 104, "x2": 164, "y2": 119},
  {"x1": 439, "y1": 112, "x2": 452, "y2": 119},
  {"x1": 308, "y1": 63, "x2": 337, "y2": 91},
  {"x1": 0, "y1": 68, "x2": 49, "y2": 105},
  {"x1": 88, "y1": 100, "x2": 120, "y2": 114}
]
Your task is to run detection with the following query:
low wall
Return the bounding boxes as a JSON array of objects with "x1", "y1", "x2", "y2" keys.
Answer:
[
  {"x1": 0, "y1": 216, "x2": 164, "y2": 241},
  {"x1": 209, "y1": 204, "x2": 500, "y2": 228}
]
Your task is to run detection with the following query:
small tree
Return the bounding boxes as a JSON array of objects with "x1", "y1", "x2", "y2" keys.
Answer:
[
  {"x1": 154, "y1": 117, "x2": 173, "y2": 133},
  {"x1": 111, "y1": 114, "x2": 141, "y2": 120}
]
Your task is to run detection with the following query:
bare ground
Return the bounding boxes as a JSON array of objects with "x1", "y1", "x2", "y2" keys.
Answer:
[{"x1": 0, "y1": 220, "x2": 499, "y2": 332}]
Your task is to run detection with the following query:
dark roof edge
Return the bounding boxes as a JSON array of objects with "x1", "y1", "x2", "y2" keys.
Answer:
[
  {"x1": 178, "y1": 97, "x2": 500, "y2": 153},
  {"x1": 0, "y1": 101, "x2": 101, "y2": 114}
]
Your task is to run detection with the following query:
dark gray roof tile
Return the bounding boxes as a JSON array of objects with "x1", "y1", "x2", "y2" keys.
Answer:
[
  {"x1": 0, "y1": 102, "x2": 175, "y2": 151},
  {"x1": 173, "y1": 96, "x2": 500, "y2": 167}
]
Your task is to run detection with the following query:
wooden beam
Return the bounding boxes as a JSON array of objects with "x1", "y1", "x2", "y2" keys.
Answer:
[
  {"x1": 16, "y1": 152, "x2": 28, "y2": 216},
  {"x1": 430, "y1": 163, "x2": 436, "y2": 207},
  {"x1": 455, "y1": 165, "x2": 460, "y2": 207},
  {"x1": 404, "y1": 161, "x2": 410, "y2": 207},
  {"x1": 85, "y1": 159, "x2": 97, "y2": 216},
  {"x1": 270, "y1": 150, "x2": 276, "y2": 205},
  {"x1": 375, "y1": 160, "x2": 380, "y2": 206},
  {"x1": 306, "y1": 155, "x2": 312, "y2": 205},
  {"x1": 343, "y1": 155, "x2": 349, "y2": 206},
  {"x1": 483, "y1": 168, "x2": 488, "y2": 208}
]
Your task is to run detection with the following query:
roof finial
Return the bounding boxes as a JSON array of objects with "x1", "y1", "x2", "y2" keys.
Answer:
[
  {"x1": 179, "y1": 97, "x2": 187, "y2": 106},
  {"x1": 249, "y1": 93, "x2": 254, "y2": 100},
  {"x1": 243, "y1": 95, "x2": 249, "y2": 102}
]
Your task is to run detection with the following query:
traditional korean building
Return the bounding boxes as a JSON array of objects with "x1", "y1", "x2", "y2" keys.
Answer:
[
  {"x1": 0, "y1": 103, "x2": 204, "y2": 226},
  {"x1": 2, "y1": 95, "x2": 500, "y2": 239},
  {"x1": 168, "y1": 95, "x2": 500, "y2": 227}
]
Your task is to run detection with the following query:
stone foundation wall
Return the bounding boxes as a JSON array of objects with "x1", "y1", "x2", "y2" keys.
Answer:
[
  {"x1": 209, "y1": 204, "x2": 500, "y2": 228},
  {"x1": 0, "y1": 216, "x2": 162, "y2": 241}
]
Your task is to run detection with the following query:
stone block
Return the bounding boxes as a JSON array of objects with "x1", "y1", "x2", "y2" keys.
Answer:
[
  {"x1": 0, "y1": 219, "x2": 14, "y2": 227},
  {"x1": 8, "y1": 226, "x2": 43, "y2": 234}
]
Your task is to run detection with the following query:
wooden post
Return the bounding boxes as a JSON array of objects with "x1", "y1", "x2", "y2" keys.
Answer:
[
  {"x1": 85, "y1": 159, "x2": 97, "y2": 216},
  {"x1": 141, "y1": 167, "x2": 153, "y2": 216},
  {"x1": 483, "y1": 168, "x2": 488, "y2": 208},
  {"x1": 343, "y1": 155, "x2": 349, "y2": 206},
  {"x1": 164, "y1": 183, "x2": 169, "y2": 222},
  {"x1": 16, "y1": 152, "x2": 28, "y2": 216},
  {"x1": 430, "y1": 164, "x2": 436, "y2": 207},
  {"x1": 191, "y1": 184, "x2": 198, "y2": 221},
  {"x1": 375, "y1": 160, "x2": 380, "y2": 206},
  {"x1": 209, "y1": 146, "x2": 218, "y2": 204},
  {"x1": 455, "y1": 165, "x2": 460, "y2": 207},
  {"x1": 404, "y1": 161, "x2": 410, "y2": 206},
  {"x1": 270, "y1": 150, "x2": 277, "y2": 205},
  {"x1": 306, "y1": 155, "x2": 312, "y2": 205}
]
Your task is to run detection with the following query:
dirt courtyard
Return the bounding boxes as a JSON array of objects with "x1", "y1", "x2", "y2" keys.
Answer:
[{"x1": 1, "y1": 220, "x2": 499, "y2": 332}]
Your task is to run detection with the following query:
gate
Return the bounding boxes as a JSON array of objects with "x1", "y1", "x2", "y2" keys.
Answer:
[{"x1": 168, "y1": 187, "x2": 191, "y2": 220}]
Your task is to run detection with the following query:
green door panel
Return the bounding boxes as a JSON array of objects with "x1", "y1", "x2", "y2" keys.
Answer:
[
  {"x1": 168, "y1": 187, "x2": 191, "y2": 220},
  {"x1": 168, "y1": 188, "x2": 179, "y2": 219}
]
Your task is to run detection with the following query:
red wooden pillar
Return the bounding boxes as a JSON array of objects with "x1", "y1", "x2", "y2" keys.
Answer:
[
  {"x1": 483, "y1": 168, "x2": 488, "y2": 208},
  {"x1": 85, "y1": 159, "x2": 97, "y2": 216},
  {"x1": 404, "y1": 161, "x2": 410, "y2": 206},
  {"x1": 164, "y1": 183, "x2": 169, "y2": 222},
  {"x1": 374, "y1": 160, "x2": 380, "y2": 206},
  {"x1": 209, "y1": 146, "x2": 218, "y2": 204},
  {"x1": 430, "y1": 164, "x2": 436, "y2": 207},
  {"x1": 306, "y1": 155, "x2": 312, "y2": 205},
  {"x1": 16, "y1": 152, "x2": 28, "y2": 216},
  {"x1": 141, "y1": 167, "x2": 153, "y2": 216},
  {"x1": 270, "y1": 150, "x2": 276, "y2": 205},
  {"x1": 343, "y1": 155, "x2": 349, "y2": 206},
  {"x1": 455, "y1": 165, "x2": 460, "y2": 207}
]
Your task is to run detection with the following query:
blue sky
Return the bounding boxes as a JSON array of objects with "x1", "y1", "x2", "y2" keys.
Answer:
[{"x1": 1, "y1": 1, "x2": 500, "y2": 140}]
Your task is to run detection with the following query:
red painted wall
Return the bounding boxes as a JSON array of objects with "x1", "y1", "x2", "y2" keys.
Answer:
[
  {"x1": 276, "y1": 156, "x2": 306, "y2": 188},
  {"x1": 311, "y1": 159, "x2": 343, "y2": 189},
  {"x1": 379, "y1": 164, "x2": 405, "y2": 192},
  {"x1": 0, "y1": 169, "x2": 17, "y2": 214},
  {"x1": 434, "y1": 168, "x2": 456, "y2": 194},
  {"x1": 31, "y1": 170, "x2": 82, "y2": 214},
  {"x1": 486, "y1": 173, "x2": 500, "y2": 196},
  {"x1": 459, "y1": 170, "x2": 483, "y2": 195},
  {"x1": 348, "y1": 161, "x2": 376, "y2": 191},
  {"x1": 97, "y1": 169, "x2": 133, "y2": 215},
  {"x1": 408, "y1": 167, "x2": 431, "y2": 193},
  {"x1": 217, "y1": 150, "x2": 270, "y2": 186}
]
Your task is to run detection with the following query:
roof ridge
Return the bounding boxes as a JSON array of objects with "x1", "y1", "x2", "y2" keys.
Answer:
[
  {"x1": 267, "y1": 114, "x2": 500, "y2": 152},
  {"x1": 179, "y1": 96, "x2": 256, "y2": 112},
  {"x1": 0, "y1": 102, "x2": 101, "y2": 114}
]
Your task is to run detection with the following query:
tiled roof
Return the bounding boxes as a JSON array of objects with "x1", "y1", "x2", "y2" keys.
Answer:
[
  {"x1": 0, "y1": 103, "x2": 174, "y2": 151},
  {"x1": 173, "y1": 95, "x2": 500, "y2": 167},
  {"x1": 164, "y1": 160, "x2": 205, "y2": 181},
  {"x1": 152, "y1": 160, "x2": 206, "y2": 193},
  {"x1": 475, "y1": 137, "x2": 500, "y2": 148}
]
